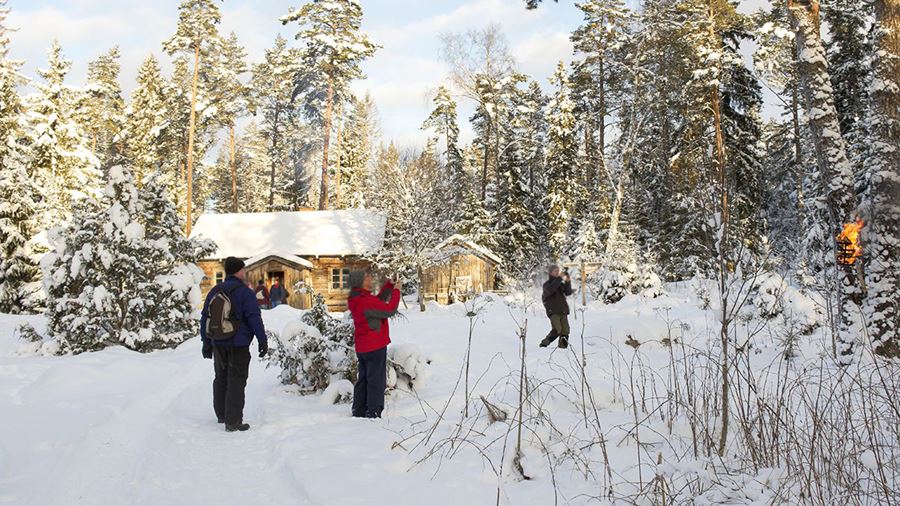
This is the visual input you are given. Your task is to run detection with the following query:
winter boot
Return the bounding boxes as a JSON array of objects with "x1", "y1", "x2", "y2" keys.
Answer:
[
  {"x1": 539, "y1": 330, "x2": 558, "y2": 348},
  {"x1": 217, "y1": 418, "x2": 225, "y2": 424},
  {"x1": 558, "y1": 336, "x2": 569, "y2": 349},
  {"x1": 225, "y1": 423, "x2": 250, "y2": 432}
]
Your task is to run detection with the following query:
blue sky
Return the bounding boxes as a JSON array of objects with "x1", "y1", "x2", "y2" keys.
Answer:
[{"x1": 7, "y1": 0, "x2": 770, "y2": 147}]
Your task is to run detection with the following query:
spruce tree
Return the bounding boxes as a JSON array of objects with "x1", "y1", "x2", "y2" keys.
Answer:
[
  {"x1": 0, "y1": 3, "x2": 39, "y2": 313},
  {"x1": 43, "y1": 167, "x2": 214, "y2": 353},
  {"x1": 281, "y1": 0, "x2": 378, "y2": 210},
  {"x1": 125, "y1": 55, "x2": 170, "y2": 184},
  {"x1": 862, "y1": 0, "x2": 900, "y2": 357},
  {"x1": 26, "y1": 40, "x2": 101, "y2": 230},
  {"x1": 80, "y1": 46, "x2": 125, "y2": 173},
  {"x1": 545, "y1": 62, "x2": 580, "y2": 261},
  {"x1": 340, "y1": 93, "x2": 379, "y2": 209}
]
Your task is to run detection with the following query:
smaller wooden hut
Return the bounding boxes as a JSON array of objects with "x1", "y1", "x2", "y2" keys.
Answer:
[{"x1": 421, "y1": 235, "x2": 502, "y2": 304}]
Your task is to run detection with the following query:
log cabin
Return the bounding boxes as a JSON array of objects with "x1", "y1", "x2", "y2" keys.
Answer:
[
  {"x1": 420, "y1": 234, "x2": 502, "y2": 304},
  {"x1": 191, "y1": 209, "x2": 386, "y2": 311}
]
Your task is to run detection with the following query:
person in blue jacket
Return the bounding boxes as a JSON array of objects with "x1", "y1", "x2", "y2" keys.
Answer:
[{"x1": 200, "y1": 257, "x2": 269, "y2": 432}]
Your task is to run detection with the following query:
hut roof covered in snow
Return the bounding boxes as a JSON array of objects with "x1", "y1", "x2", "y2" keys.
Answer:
[
  {"x1": 191, "y1": 209, "x2": 387, "y2": 259},
  {"x1": 429, "y1": 234, "x2": 503, "y2": 265}
]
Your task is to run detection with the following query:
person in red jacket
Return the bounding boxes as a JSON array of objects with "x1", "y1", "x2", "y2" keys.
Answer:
[{"x1": 347, "y1": 270, "x2": 401, "y2": 418}]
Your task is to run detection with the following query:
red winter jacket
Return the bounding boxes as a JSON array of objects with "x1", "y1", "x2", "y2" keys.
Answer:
[{"x1": 348, "y1": 281, "x2": 401, "y2": 353}]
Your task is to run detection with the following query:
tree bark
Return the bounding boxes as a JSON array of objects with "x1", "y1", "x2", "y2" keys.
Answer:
[
  {"x1": 334, "y1": 104, "x2": 344, "y2": 209},
  {"x1": 269, "y1": 107, "x2": 280, "y2": 211},
  {"x1": 230, "y1": 124, "x2": 237, "y2": 213},
  {"x1": 319, "y1": 79, "x2": 335, "y2": 210},
  {"x1": 788, "y1": 0, "x2": 863, "y2": 362},
  {"x1": 185, "y1": 45, "x2": 200, "y2": 237},
  {"x1": 712, "y1": 85, "x2": 730, "y2": 458},
  {"x1": 481, "y1": 119, "x2": 492, "y2": 202}
]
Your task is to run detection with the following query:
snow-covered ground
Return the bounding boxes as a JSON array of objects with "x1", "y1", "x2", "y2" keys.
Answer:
[{"x1": 0, "y1": 283, "x2": 830, "y2": 505}]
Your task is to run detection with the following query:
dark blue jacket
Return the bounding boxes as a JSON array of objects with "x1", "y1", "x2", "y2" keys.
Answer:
[{"x1": 200, "y1": 276, "x2": 268, "y2": 348}]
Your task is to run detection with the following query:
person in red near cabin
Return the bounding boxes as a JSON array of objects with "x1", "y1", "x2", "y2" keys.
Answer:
[{"x1": 347, "y1": 270, "x2": 401, "y2": 418}]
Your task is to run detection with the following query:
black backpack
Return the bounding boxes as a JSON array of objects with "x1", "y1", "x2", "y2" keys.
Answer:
[{"x1": 206, "y1": 284, "x2": 242, "y2": 341}]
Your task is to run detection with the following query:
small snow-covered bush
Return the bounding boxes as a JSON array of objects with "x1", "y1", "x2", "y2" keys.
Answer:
[
  {"x1": 42, "y1": 168, "x2": 214, "y2": 354},
  {"x1": 587, "y1": 253, "x2": 664, "y2": 304},
  {"x1": 267, "y1": 292, "x2": 356, "y2": 394},
  {"x1": 387, "y1": 343, "x2": 430, "y2": 391},
  {"x1": 749, "y1": 272, "x2": 824, "y2": 335}
]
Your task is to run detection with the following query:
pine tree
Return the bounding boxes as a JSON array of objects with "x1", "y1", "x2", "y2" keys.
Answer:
[
  {"x1": 862, "y1": 0, "x2": 900, "y2": 357},
  {"x1": 571, "y1": 0, "x2": 632, "y2": 196},
  {"x1": 163, "y1": 0, "x2": 223, "y2": 235},
  {"x1": 822, "y1": 0, "x2": 874, "y2": 137},
  {"x1": 25, "y1": 40, "x2": 100, "y2": 230},
  {"x1": 80, "y1": 46, "x2": 125, "y2": 173},
  {"x1": 252, "y1": 35, "x2": 304, "y2": 211},
  {"x1": 422, "y1": 86, "x2": 466, "y2": 226},
  {"x1": 0, "y1": 2, "x2": 39, "y2": 313},
  {"x1": 281, "y1": 0, "x2": 378, "y2": 210},
  {"x1": 214, "y1": 32, "x2": 251, "y2": 212},
  {"x1": 43, "y1": 166, "x2": 214, "y2": 353},
  {"x1": 545, "y1": 62, "x2": 580, "y2": 260}
]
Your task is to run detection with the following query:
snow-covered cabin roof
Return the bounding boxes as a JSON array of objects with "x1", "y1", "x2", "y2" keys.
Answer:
[
  {"x1": 244, "y1": 250, "x2": 315, "y2": 270},
  {"x1": 430, "y1": 234, "x2": 503, "y2": 265},
  {"x1": 191, "y1": 210, "x2": 387, "y2": 259}
]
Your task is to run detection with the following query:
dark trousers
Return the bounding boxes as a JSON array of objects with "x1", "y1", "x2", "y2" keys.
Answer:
[
  {"x1": 352, "y1": 347, "x2": 387, "y2": 418},
  {"x1": 213, "y1": 345, "x2": 251, "y2": 425}
]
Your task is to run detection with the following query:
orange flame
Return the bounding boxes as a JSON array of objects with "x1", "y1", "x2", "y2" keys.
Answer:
[{"x1": 837, "y1": 219, "x2": 864, "y2": 265}]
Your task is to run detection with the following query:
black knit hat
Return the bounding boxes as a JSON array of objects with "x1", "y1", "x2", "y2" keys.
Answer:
[{"x1": 224, "y1": 257, "x2": 245, "y2": 276}]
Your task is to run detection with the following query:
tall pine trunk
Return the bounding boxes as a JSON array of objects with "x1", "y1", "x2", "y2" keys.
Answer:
[
  {"x1": 334, "y1": 104, "x2": 344, "y2": 209},
  {"x1": 185, "y1": 45, "x2": 200, "y2": 237},
  {"x1": 788, "y1": 0, "x2": 863, "y2": 363},
  {"x1": 319, "y1": 80, "x2": 334, "y2": 210},
  {"x1": 481, "y1": 120, "x2": 492, "y2": 202},
  {"x1": 864, "y1": 0, "x2": 900, "y2": 357},
  {"x1": 230, "y1": 125, "x2": 237, "y2": 213},
  {"x1": 269, "y1": 108, "x2": 280, "y2": 211}
]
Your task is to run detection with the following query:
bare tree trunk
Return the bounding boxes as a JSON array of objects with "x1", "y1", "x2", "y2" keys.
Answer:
[
  {"x1": 185, "y1": 45, "x2": 200, "y2": 237},
  {"x1": 319, "y1": 80, "x2": 335, "y2": 210},
  {"x1": 712, "y1": 86, "x2": 731, "y2": 458},
  {"x1": 788, "y1": 0, "x2": 862, "y2": 362},
  {"x1": 230, "y1": 125, "x2": 237, "y2": 213}
]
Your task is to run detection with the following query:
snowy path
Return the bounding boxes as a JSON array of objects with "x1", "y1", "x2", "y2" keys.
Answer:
[{"x1": 0, "y1": 291, "x2": 744, "y2": 505}]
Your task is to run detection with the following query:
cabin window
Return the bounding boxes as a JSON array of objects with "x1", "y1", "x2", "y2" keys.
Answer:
[
  {"x1": 215, "y1": 272, "x2": 224, "y2": 285},
  {"x1": 331, "y1": 268, "x2": 351, "y2": 290}
]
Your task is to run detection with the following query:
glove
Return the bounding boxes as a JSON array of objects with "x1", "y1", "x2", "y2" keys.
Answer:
[
  {"x1": 202, "y1": 342, "x2": 213, "y2": 360},
  {"x1": 258, "y1": 342, "x2": 268, "y2": 359}
]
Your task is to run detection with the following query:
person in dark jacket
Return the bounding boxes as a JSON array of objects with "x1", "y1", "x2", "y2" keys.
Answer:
[
  {"x1": 200, "y1": 257, "x2": 269, "y2": 432},
  {"x1": 269, "y1": 278, "x2": 288, "y2": 308},
  {"x1": 540, "y1": 265, "x2": 573, "y2": 349},
  {"x1": 347, "y1": 270, "x2": 401, "y2": 418},
  {"x1": 255, "y1": 279, "x2": 270, "y2": 309}
]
